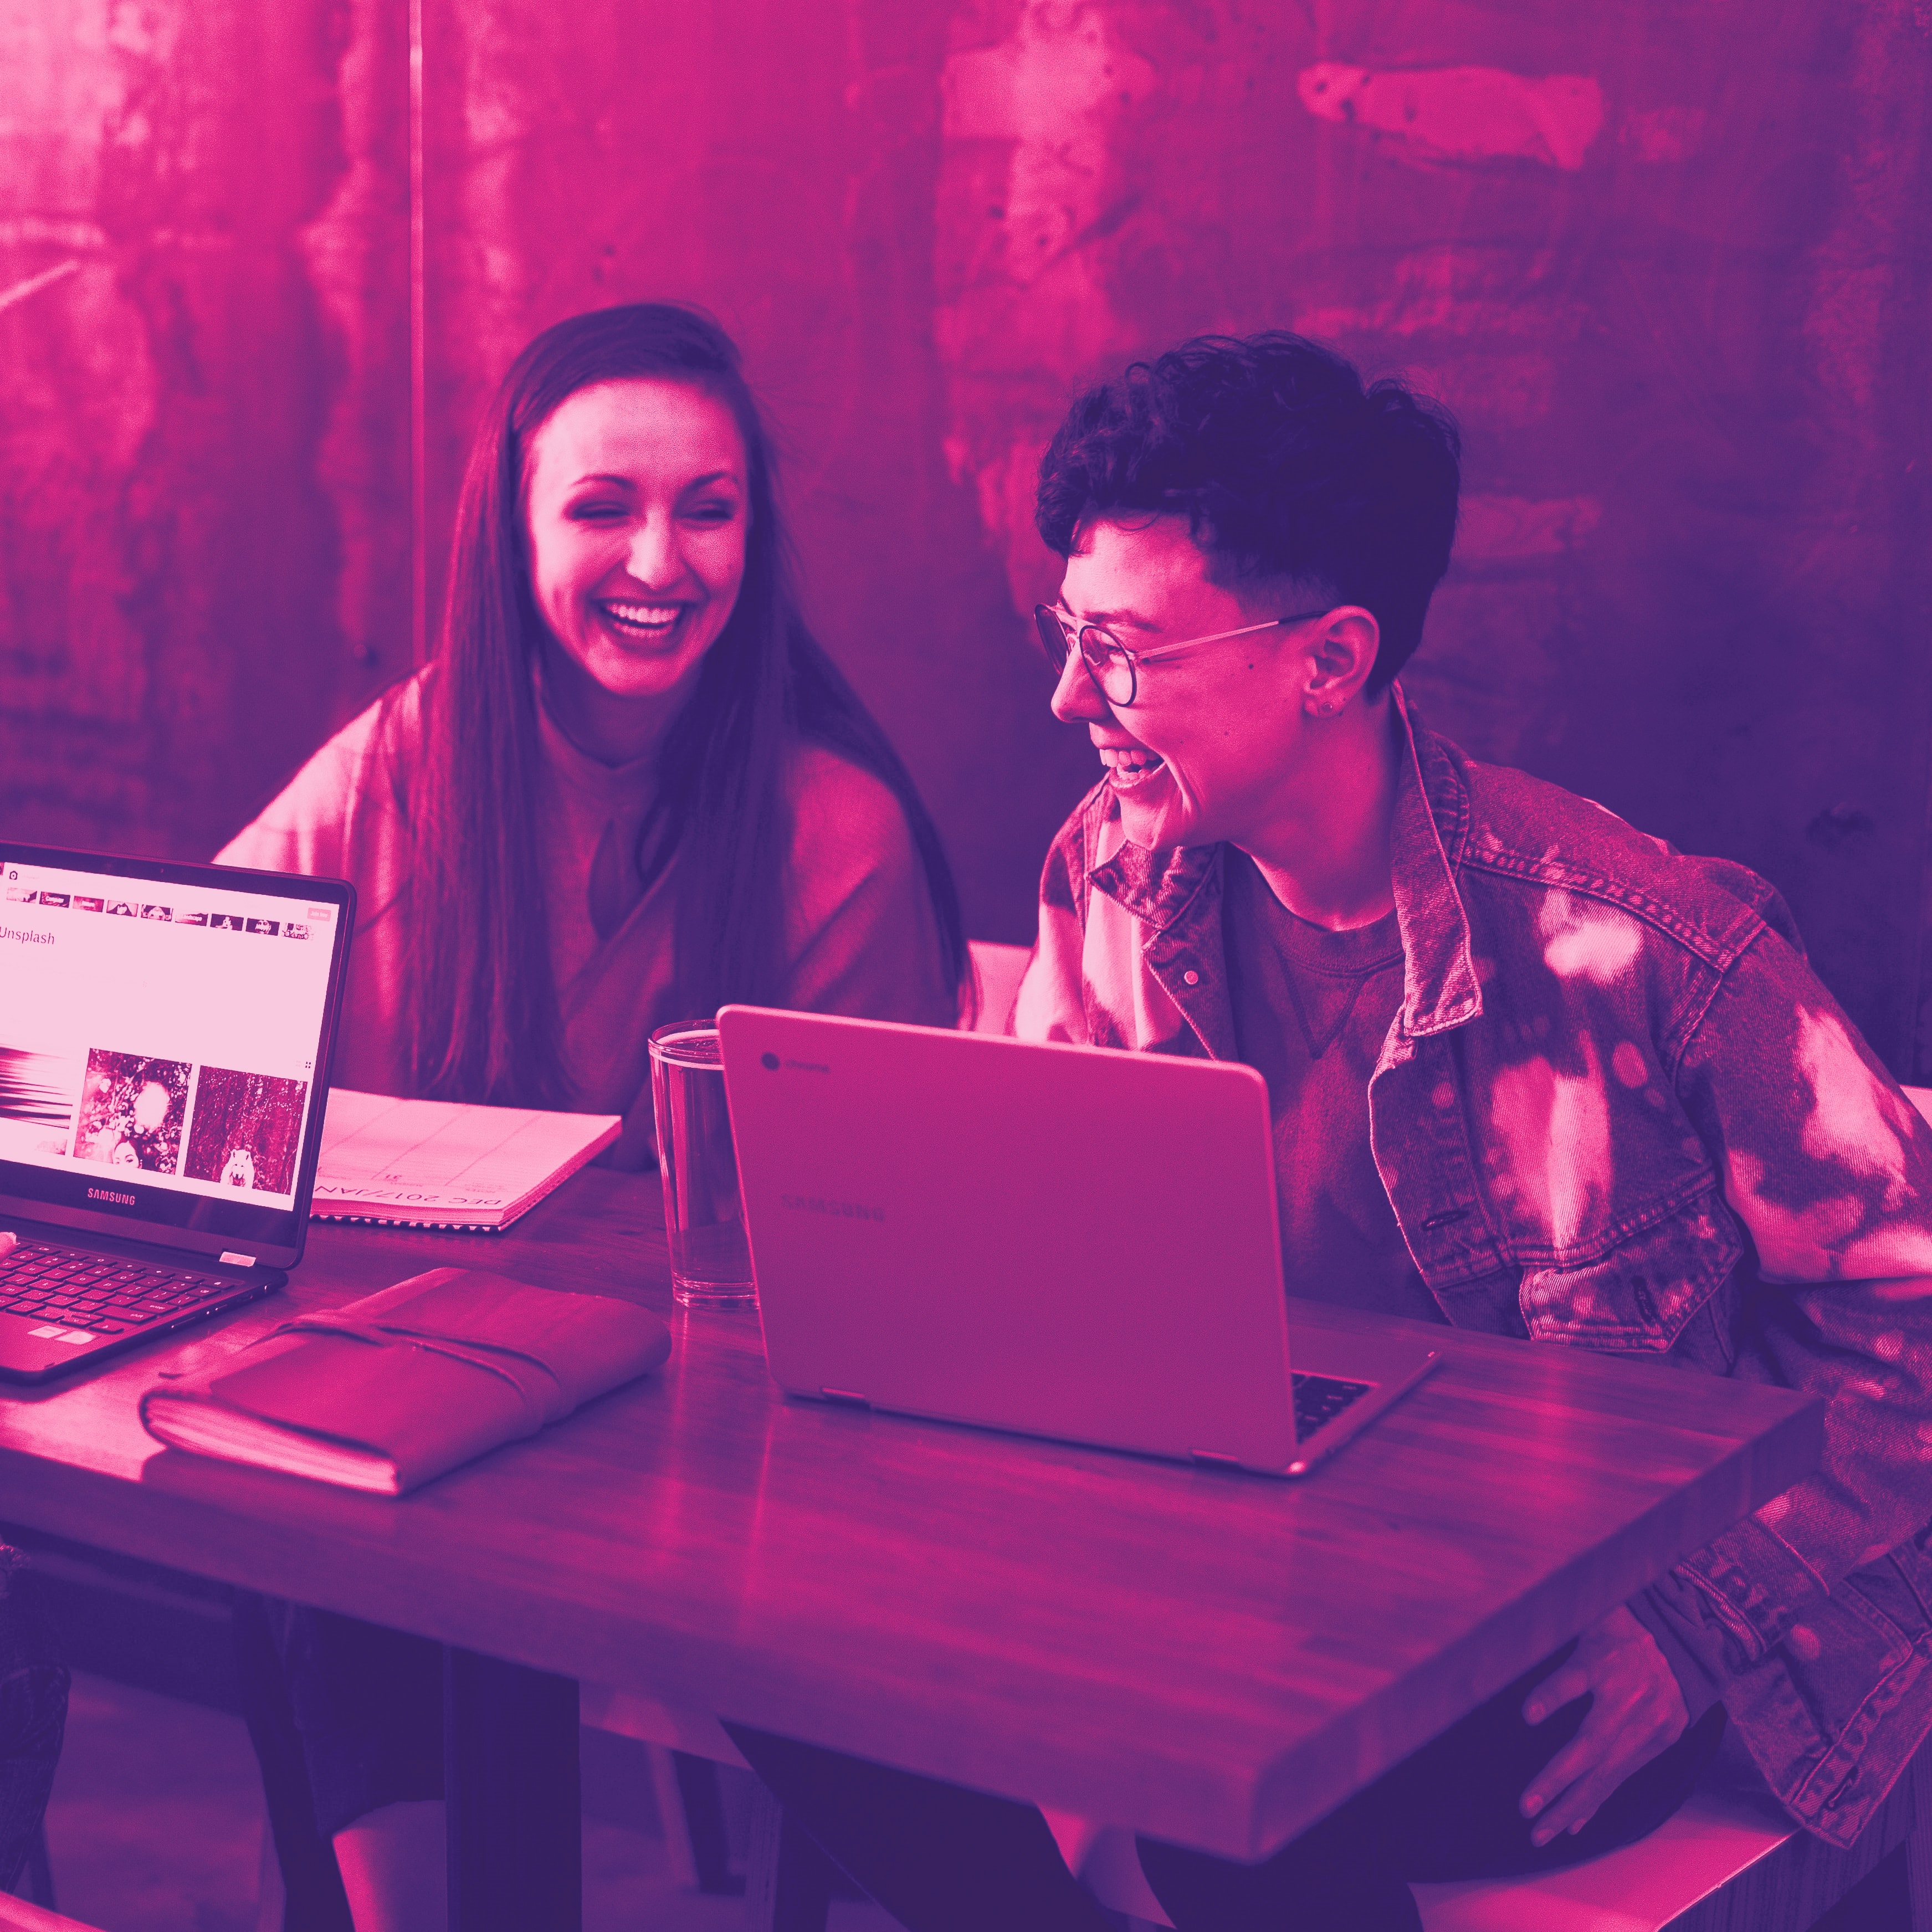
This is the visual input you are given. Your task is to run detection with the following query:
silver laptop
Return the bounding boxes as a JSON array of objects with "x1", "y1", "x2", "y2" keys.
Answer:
[
  {"x1": 0, "y1": 843, "x2": 353, "y2": 1383},
  {"x1": 717, "y1": 1007, "x2": 1438, "y2": 1477}
]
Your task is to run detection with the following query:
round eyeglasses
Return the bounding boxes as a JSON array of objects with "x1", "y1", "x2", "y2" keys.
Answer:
[{"x1": 1034, "y1": 604, "x2": 1333, "y2": 707}]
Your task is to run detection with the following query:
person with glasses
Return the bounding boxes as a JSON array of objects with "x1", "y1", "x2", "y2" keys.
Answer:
[{"x1": 727, "y1": 332, "x2": 1932, "y2": 1932}]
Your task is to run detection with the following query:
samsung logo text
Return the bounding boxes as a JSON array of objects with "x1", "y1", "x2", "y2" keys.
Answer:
[
  {"x1": 781, "y1": 1193, "x2": 886, "y2": 1223},
  {"x1": 88, "y1": 1187, "x2": 136, "y2": 1207}
]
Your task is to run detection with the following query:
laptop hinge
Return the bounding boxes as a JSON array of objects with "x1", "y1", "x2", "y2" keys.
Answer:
[
  {"x1": 219, "y1": 1251, "x2": 259, "y2": 1269},
  {"x1": 1188, "y1": 1448, "x2": 1243, "y2": 1468},
  {"x1": 819, "y1": 1387, "x2": 872, "y2": 1408}
]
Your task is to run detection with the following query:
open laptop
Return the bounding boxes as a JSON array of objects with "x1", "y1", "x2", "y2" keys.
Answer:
[
  {"x1": 717, "y1": 1007, "x2": 1439, "y2": 1477},
  {"x1": 0, "y1": 844, "x2": 354, "y2": 1384}
]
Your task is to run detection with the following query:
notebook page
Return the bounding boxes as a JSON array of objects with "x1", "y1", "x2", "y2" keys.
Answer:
[{"x1": 313, "y1": 1090, "x2": 619, "y2": 1223}]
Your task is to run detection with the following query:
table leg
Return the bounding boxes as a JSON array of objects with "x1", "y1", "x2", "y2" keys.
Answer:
[
  {"x1": 745, "y1": 1779, "x2": 837, "y2": 1932},
  {"x1": 444, "y1": 1646, "x2": 581, "y2": 1932},
  {"x1": 673, "y1": 1750, "x2": 746, "y2": 1893}
]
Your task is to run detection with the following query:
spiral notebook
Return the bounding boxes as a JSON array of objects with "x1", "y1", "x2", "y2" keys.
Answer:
[{"x1": 312, "y1": 1091, "x2": 621, "y2": 1231}]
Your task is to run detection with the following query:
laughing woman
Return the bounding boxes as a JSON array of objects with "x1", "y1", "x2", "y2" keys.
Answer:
[
  {"x1": 219, "y1": 302, "x2": 966, "y2": 1931},
  {"x1": 222, "y1": 300, "x2": 964, "y2": 1165}
]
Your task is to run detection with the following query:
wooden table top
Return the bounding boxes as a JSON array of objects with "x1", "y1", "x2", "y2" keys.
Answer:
[{"x1": 0, "y1": 1171, "x2": 1819, "y2": 1859}]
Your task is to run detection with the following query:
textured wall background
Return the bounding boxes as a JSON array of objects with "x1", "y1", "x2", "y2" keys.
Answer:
[
  {"x1": 4, "y1": 1, "x2": 1930, "y2": 1069},
  {"x1": 0, "y1": 0, "x2": 408, "y2": 858}
]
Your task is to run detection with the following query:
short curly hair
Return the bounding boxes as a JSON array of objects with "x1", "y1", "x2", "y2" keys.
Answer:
[{"x1": 1034, "y1": 334, "x2": 1460, "y2": 693}]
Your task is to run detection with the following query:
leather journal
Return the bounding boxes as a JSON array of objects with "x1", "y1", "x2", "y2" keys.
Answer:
[{"x1": 139, "y1": 1267, "x2": 672, "y2": 1493}]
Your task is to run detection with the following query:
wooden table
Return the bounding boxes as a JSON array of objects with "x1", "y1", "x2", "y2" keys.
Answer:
[{"x1": 0, "y1": 1170, "x2": 1820, "y2": 1923}]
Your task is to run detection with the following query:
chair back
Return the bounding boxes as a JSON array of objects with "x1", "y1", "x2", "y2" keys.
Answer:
[{"x1": 963, "y1": 940, "x2": 1031, "y2": 1035}]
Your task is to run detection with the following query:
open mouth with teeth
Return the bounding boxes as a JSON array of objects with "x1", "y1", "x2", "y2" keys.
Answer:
[
  {"x1": 598, "y1": 598, "x2": 688, "y2": 641},
  {"x1": 1099, "y1": 745, "x2": 1167, "y2": 790}
]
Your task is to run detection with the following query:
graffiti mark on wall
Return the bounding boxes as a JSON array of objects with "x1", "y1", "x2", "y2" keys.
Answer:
[
  {"x1": 1458, "y1": 495, "x2": 1603, "y2": 563},
  {"x1": 936, "y1": 2, "x2": 1154, "y2": 615},
  {"x1": 1297, "y1": 64, "x2": 1606, "y2": 172},
  {"x1": 0, "y1": 259, "x2": 80, "y2": 316}
]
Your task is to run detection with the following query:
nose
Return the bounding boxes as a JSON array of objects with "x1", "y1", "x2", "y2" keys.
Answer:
[
  {"x1": 626, "y1": 514, "x2": 682, "y2": 589},
  {"x1": 1049, "y1": 645, "x2": 1109, "y2": 723}
]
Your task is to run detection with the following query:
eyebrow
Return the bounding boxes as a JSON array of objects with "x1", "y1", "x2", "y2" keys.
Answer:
[
  {"x1": 1063, "y1": 604, "x2": 1159, "y2": 631},
  {"x1": 566, "y1": 469, "x2": 744, "y2": 490}
]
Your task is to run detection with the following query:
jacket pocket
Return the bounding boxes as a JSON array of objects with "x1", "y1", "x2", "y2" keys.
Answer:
[{"x1": 1518, "y1": 1187, "x2": 1744, "y2": 1354}]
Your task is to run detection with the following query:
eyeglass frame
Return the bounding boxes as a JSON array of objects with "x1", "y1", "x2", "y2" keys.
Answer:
[{"x1": 1034, "y1": 603, "x2": 1336, "y2": 708}]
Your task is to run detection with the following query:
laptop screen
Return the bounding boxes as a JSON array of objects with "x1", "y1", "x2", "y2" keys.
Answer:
[{"x1": 0, "y1": 845, "x2": 354, "y2": 1263}]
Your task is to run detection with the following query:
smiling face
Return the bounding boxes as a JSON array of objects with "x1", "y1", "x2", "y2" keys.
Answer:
[
  {"x1": 1050, "y1": 516, "x2": 1328, "y2": 852},
  {"x1": 522, "y1": 377, "x2": 749, "y2": 706}
]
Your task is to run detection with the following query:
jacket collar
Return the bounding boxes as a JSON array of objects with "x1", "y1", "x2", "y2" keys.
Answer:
[
  {"x1": 1083, "y1": 684, "x2": 1483, "y2": 1046},
  {"x1": 1386, "y1": 685, "x2": 1483, "y2": 1038},
  {"x1": 1084, "y1": 817, "x2": 1219, "y2": 934}
]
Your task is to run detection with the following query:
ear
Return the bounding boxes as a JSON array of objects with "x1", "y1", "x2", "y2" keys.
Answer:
[{"x1": 1301, "y1": 607, "x2": 1381, "y2": 716}]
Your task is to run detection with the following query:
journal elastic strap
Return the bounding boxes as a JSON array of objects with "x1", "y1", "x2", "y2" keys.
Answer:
[{"x1": 263, "y1": 1308, "x2": 567, "y2": 1429}]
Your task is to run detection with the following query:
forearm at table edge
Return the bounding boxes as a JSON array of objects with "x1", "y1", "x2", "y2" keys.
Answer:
[{"x1": 1627, "y1": 1586, "x2": 1729, "y2": 1723}]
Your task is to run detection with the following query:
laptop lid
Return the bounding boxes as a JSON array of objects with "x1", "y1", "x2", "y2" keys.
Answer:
[
  {"x1": 718, "y1": 1005, "x2": 1301, "y2": 1472},
  {"x1": 0, "y1": 844, "x2": 355, "y2": 1272}
]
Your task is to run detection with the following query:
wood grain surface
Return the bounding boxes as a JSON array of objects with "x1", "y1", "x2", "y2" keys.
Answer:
[{"x1": 0, "y1": 1171, "x2": 1820, "y2": 1858}]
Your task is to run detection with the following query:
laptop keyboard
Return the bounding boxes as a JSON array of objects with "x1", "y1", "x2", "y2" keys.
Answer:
[
  {"x1": 0, "y1": 1241, "x2": 243, "y2": 1339},
  {"x1": 1292, "y1": 1370, "x2": 1372, "y2": 1439}
]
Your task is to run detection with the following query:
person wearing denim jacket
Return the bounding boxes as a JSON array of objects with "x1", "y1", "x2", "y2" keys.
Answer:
[
  {"x1": 724, "y1": 332, "x2": 1932, "y2": 1932},
  {"x1": 1018, "y1": 680, "x2": 1932, "y2": 1854}
]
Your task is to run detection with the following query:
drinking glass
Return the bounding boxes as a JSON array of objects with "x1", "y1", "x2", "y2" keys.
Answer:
[{"x1": 648, "y1": 1020, "x2": 756, "y2": 1309}]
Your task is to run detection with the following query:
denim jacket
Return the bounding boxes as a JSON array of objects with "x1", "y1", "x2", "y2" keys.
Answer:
[{"x1": 1014, "y1": 690, "x2": 1932, "y2": 1849}]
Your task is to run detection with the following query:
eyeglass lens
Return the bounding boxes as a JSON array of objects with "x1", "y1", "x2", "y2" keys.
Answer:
[
  {"x1": 1034, "y1": 605, "x2": 1073, "y2": 669},
  {"x1": 1033, "y1": 607, "x2": 1135, "y2": 705}
]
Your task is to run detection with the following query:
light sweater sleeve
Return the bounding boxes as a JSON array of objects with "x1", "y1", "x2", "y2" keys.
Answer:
[
  {"x1": 779, "y1": 745, "x2": 958, "y2": 1028},
  {"x1": 1012, "y1": 796, "x2": 1094, "y2": 1043},
  {"x1": 216, "y1": 688, "x2": 409, "y2": 886},
  {"x1": 214, "y1": 681, "x2": 423, "y2": 1096}
]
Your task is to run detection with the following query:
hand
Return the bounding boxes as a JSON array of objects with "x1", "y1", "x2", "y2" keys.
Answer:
[{"x1": 1518, "y1": 1605, "x2": 1689, "y2": 1847}]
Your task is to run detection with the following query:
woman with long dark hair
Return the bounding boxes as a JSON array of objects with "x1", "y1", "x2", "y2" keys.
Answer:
[
  {"x1": 224, "y1": 300, "x2": 965, "y2": 1157},
  {"x1": 221, "y1": 303, "x2": 965, "y2": 1929}
]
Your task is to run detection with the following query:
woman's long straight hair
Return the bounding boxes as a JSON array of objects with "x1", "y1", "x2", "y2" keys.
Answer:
[{"x1": 398, "y1": 303, "x2": 967, "y2": 1106}]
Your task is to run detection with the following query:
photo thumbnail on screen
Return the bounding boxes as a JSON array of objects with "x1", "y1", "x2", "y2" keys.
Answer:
[
  {"x1": 0, "y1": 1046, "x2": 78, "y2": 1157},
  {"x1": 74, "y1": 1050, "x2": 192, "y2": 1174},
  {"x1": 183, "y1": 1068, "x2": 309, "y2": 1194}
]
